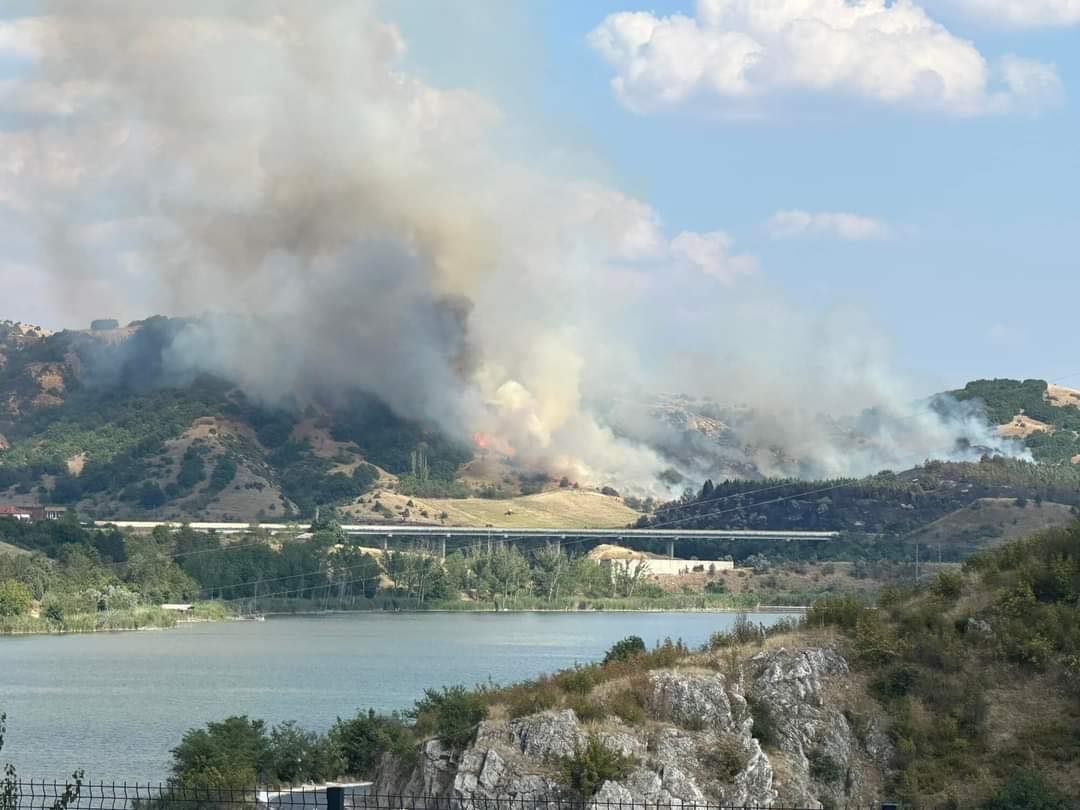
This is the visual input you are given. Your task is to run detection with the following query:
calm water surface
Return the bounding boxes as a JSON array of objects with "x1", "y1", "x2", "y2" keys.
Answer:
[{"x1": 0, "y1": 611, "x2": 787, "y2": 782}]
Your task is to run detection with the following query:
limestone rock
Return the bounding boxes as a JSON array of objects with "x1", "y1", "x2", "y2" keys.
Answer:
[{"x1": 374, "y1": 647, "x2": 892, "y2": 809}]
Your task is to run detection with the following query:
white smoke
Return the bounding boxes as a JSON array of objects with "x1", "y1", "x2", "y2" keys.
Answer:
[{"x1": 0, "y1": 1, "x2": 1028, "y2": 492}]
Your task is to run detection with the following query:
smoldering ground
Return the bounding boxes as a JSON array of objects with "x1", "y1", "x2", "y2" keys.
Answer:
[{"x1": 2, "y1": 1, "x2": 1027, "y2": 492}]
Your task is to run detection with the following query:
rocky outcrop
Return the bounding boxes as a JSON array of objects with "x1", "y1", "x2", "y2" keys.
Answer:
[{"x1": 374, "y1": 646, "x2": 892, "y2": 809}]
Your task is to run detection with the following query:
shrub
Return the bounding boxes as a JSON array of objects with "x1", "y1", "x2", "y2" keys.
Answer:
[
  {"x1": 869, "y1": 663, "x2": 920, "y2": 702},
  {"x1": 330, "y1": 709, "x2": 415, "y2": 778},
  {"x1": 700, "y1": 734, "x2": 750, "y2": 783},
  {"x1": 805, "y1": 595, "x2": 865, "y2": 631},
  {"x1": 931, "y1": 571, "x2": 964, "y2": 600},
  {"x1": 0, "y1": 580, "x2": 33, "y2": 617},
  {"x1": 981, "y1": 770, "x2": 1069, "y2": 810},
  {"x1": 605, "y1": 674, "x2": 650, "y2": 726},
  {"x1": 746, "y1": 695, "x2": 781, "y2": 749},
  {"x1": 808, "y1": 749, "x2": 844, "y2": 784},
  {"x1": 505, "y1": 685, "x2": 560, "y2": 720},
  {"x1": 709, "y1": 613, "x2": 764, "y2": 649},
  {"x1": 566, "y1": 695, "x2": 607, "y2": 723},
  {"x1": 641, "y1": 637, "x2": 689, "y2": 669},
  {"x1": 603, "y1": 636, "x2": 646, "y2": 664},
  {"x1": 556, "y1": 734, "x2": 634, "y2": 798},
  {"x1": 555, "y1": 665, "x2": 602, "y2": 695},
  {"x1": 409, "y1": 686, "x2": 487, "y2": 750}
]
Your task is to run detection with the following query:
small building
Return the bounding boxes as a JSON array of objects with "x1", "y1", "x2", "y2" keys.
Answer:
[
  {"x1": 0, "y1": 505, "x2": 65, "y2": 521},
  {"x1": 160, "y1": 603, "x2": 194, "y2": 613},
  {"x1": 603, "y1": 557, "x2": 735, "y2": 578},
  {"x1": 0, "y1": 505, "x2": 34, "y2": 521}
]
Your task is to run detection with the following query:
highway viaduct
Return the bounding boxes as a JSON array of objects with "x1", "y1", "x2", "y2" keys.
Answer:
[{"x1": 94, "y1": 520, "x2": 840, "y2": 559}]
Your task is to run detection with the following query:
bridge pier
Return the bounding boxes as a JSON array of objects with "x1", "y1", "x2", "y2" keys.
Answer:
[
  {"x1": 667, "y1": 539, "x2": 675, "y2": 559},
  {"x1": 440, "y1": 535, "x2": 447, "y2": 561}
]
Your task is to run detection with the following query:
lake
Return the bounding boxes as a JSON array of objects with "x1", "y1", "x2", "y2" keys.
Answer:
[{"x1": 0, "y1": 611, "x2": 789, "y2": 783}]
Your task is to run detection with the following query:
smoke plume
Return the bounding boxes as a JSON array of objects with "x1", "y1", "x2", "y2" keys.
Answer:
[{"x1": 1, "y1": 1, "x2": 1026, "y2": 491}]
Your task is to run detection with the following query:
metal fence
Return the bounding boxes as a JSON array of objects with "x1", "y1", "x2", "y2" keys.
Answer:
[{"x1": 4, "y1": 782, "x2": 903, "y2": 810}]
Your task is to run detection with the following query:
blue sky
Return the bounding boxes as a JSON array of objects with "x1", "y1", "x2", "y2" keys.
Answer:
[
  {"x1": 1, "y1": 0, "x2": 1078, "y2": 399},
  {"x1": 392, "y1": 1, "x2": 1080, "y2": 390}
]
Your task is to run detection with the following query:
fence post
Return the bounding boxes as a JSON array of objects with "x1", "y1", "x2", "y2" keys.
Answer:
[{"x1": 327, "y1": 786, "x2": 345, "y2": 810}]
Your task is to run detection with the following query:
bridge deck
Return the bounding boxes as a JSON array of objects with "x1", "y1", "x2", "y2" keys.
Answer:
[{"x1": 95, "y1": 520, "x2": 839, "y2": 541}]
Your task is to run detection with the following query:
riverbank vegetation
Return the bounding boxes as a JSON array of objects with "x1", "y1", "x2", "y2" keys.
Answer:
[{"x1": 1, "y1": 515, "x2": 831, "y2": 637}]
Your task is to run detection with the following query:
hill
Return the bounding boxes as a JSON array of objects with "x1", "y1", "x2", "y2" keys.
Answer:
[
  {"x1": 635, "y1": 458, "x2": 1080, "y2": 561},
  {"x1": 0, "y1": 318, "x2": 483, "y2": 521},
  {"x1": 948, "y1": 378, "x2": 1080, "y2": 464},
  {"x1": 343, "y1": 488, "x2": 640, "y2": 529},
  {"x1": 4, "y1": 318, "x2": 1080, "y2": 537},
  {"x1": 911, "y1": 497, "x2": 1078, "y2": 550}
]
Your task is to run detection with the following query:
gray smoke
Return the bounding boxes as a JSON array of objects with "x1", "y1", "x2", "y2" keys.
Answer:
[{"x1": 3, "y1": 1, "x2": 1028, "y2": 492}]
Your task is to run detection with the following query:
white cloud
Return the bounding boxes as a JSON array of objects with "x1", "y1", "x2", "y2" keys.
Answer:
[
  {"x1": 0, "y1": 19, "x2": 41, "y2": 61},
  {"x1": 768, "y1": 210, "x2": 892, "y2": 240},
  {"x1": 588, "y1": 0, "x2": 1062, "y2": 116},
  {"x1": 941, "y1": 0, "x2": 1080, "y2": 27},
  {"x1": 670, "y1": 230, "x2": 758, "y2": 282}
]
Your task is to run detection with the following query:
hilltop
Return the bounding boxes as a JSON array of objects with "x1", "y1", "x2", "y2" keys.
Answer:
[
  {"x1": 0, "y1": 318, "x2": 531, "y2": 522},
  {"x1": 3, "y1": 317, "x2": 1080, "y2": 539}
]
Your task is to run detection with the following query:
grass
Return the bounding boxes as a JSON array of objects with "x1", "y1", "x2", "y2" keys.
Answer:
[
  {"x1": 381, "y1": 489, "x2": 642, "y2": 529},
  {"x1": 0, "y1": 602, "x2": 229, "y2": 635}
]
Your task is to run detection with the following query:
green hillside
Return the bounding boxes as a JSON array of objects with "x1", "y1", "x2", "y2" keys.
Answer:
[
  {"x1": 949, "y1": 378, "x2": 1080, "y2": 463},
  {"x1": 0, "y1": 319, "x2": 469, "y2": 520}
]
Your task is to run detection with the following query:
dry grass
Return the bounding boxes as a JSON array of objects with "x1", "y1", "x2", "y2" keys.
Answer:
[
  {"x1": 1045, "y1": 383, "x2": 1080, "y2": 409},
  {"x1": 913, "y1": 498, "x2": 1076, "y2": 548},
  {"x1": 997, "y1": 413, "x2": 1055, "y2": 438},
  {"x1": 346, "y1": 489, "x2": 640, "y2": 529}
]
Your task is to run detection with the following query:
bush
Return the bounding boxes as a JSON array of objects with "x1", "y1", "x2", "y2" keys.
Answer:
[
  {"x1": 0, "y1": 580, "x2": 33, "y2": 617},
  {"x1": 555, "y1": 665, "x2": 602, "y2": 695},
  {"x1": 869, "y1": 663, "x2": 920, "y2": 702},
  {"x1": 606, "y1": 675, "x2": 650, "y2": 726},
  {"x1": 556, "y1": 734, "x2": 635, "y2": 798},
  {"x1": 808, "y1": 749, "x2": 844, "y2": 784},
  {"x1": 746, "y1": 695, "x2": 781, "y2": 749},
  {"x1": 931, "y1": 571, "x2": 964, "y2": 600},
  {"x1": 505, "y1": 685, "x2": 560, "y2": 720},
  {"x1": 330, "y1": 709, "x2": 415, "y2": 778},
  {"x1": 700, "y1": 734, "x2": 749, "y2": 783},
  {"x1": 566, "y1": 695, "x2": 607, "y2": 723},
  {"x1": 805, "y1": 594, "x2": 865, "y2": 631},
  {"x1": 981, "y1": 770, "x2": 1069, "y2": 810},
  {"x1": 409, "y1": 686, "x2": 487, "y2": 750},
  {"x1": 641, "y1": 637, "x2": 689, "y2": 669},
  {"x1": 709, "y1": 613, "x2": 764, "y2": 649},
  {"x1": 603, "y1": 635, "x2": 646, "y2": 664}
]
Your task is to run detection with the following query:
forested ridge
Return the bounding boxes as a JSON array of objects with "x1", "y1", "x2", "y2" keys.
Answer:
[
  {"x1": 0, "y1": 318, "x2": 470, "y2": 520},
  {"x1": 636, "y1": 457, "x2": 1080, "y2": 560}
]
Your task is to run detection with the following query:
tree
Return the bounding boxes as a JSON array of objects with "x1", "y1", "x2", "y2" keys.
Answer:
[
  {"x1": 330, "y1": 710, "x2": 414, "y2": 779},
  {"x1": 138, "y1": 482, "x2": 166, "y2": 509},
  {"x1": 170, "y1": 716, "x2": 272, "y2": 787},
  {"x1": 0, "y1": 581, "x2": 32, "y2": 617}
]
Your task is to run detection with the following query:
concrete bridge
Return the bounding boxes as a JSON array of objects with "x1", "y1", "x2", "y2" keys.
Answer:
[{"x1": 95, "y1": 520, "x2": 839, "y2": 558}]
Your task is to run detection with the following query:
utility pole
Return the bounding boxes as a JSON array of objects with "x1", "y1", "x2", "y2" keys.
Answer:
[{"x1": 914, "y1": 542, "x2": 920, "y2": 584}]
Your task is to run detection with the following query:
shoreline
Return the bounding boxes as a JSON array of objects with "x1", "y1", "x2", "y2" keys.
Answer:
[{"x1": 1, "y1": 603, "x2": 807, "y2": 638}]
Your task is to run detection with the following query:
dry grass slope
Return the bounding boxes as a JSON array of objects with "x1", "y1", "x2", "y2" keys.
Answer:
[
  {"x1": 913, "y1": 497, "x2": 1076, "y2": 547},
  {"x1": 345, "y1": 488, "x2": 640, "y2": 529}
]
